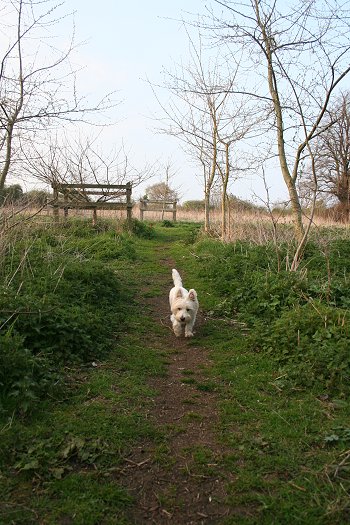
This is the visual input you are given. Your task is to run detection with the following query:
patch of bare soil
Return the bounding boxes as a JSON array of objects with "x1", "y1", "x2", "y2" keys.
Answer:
[{"x1": 116, "y1": 258, "x2": 241, "y2": 524}]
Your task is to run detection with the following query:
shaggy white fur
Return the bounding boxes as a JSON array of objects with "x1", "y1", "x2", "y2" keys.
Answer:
[{"x1": 169, "y1": 269, "x2": 199, "y2": 337}]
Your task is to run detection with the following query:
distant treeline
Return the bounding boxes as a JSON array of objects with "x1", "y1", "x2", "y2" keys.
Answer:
[
  {"x1": 181, "y1": 197, "x2": 264, "y2": 213},
  {"x1": 2, "y1": 184, "x2": 347, "y2": 222},
  {"x1": 181, "y1": 196, "x2": 348, "y2": 222},
  {"x1": 0, "y1": 184, "x2": 50, "y2": 206}
]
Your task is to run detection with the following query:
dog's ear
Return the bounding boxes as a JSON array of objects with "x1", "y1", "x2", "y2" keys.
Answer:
[
  {"x1": 176, "y1": 288, "x2": 183, "y2": 298},
  {"x1": 188, "y1": 289, "x2": 197, "y2": 301}
]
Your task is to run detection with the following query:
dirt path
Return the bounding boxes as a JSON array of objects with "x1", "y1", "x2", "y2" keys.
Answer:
[{"x1": 116, "y1": 253, "x2": 236, "y2": 524}]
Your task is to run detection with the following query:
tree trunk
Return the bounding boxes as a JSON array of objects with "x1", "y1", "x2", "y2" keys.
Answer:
[
  {"x1": 204, "y1": 116, "x2": 218, "y2": 233},
  {"x1": 204, "y1": 189, "x2": 211, "y2": 232},
  {"x1": 0, "y1": 121, "x2": 15, "y2": 190},
  {"x1": 220, "y1": 142, "x2": 230, "y2": 240},
  {"x1": 256, "y1": 0, "x2": 305, "y2": 242}
]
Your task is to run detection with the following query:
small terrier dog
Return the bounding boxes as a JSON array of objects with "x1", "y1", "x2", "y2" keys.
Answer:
[{"x1": 169, "y1": 269, "x2": 199, "y2": 337}]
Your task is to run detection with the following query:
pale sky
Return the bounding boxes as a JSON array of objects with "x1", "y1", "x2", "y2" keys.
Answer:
[
  {"x1": 9, "y1": 1, "x2": 348, "y2": 205},
  {"x1": 66, "y1": 0, "x2": 286, "y2": 204}
]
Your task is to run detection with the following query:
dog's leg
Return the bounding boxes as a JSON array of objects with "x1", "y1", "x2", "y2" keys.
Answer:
[
  {"x1": 185, "y1": 317, "x2": 196, "y2": 338},
  {"x1": 171, "y1": 315, "x2": 183, "y2": 337}
]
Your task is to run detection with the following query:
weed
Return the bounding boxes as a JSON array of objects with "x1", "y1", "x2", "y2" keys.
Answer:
[
  {"x1": 193, "y1": 238, "x2": 350, "y2": 396},
  {"x1": 324, "y1": 426, "x2": 350, "y2": 445},
  {"x1": 2, "y1": 220, "x2": 350, "y2": 524},
  {"x1": 14, "y1": 433, "x2": 115, "y2": 479},
  {"x1": 161, "y1": 219, "x2": 174, "y2": 228},
  {"x1": 252, "y1": 302, "x2": 350, "y2": 395},
  {"x1": 0, "y1": 220, "x2": 135, "y2": 414},
  {"x1": 121, "y1": 218, "x2": 155, "y2": 238}
]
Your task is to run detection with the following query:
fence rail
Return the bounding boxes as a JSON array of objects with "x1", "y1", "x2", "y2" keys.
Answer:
[
  {"x1": 51, "y1": 182, "x2": 132, "y2": 224},
  {"x1": 139, "y1": 199, "x2": 177, "y2": 221}
]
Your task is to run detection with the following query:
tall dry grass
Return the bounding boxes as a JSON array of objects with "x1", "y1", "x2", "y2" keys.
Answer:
[{"x1": 2, "y1": 201, "x2": 350, "y2": 248}]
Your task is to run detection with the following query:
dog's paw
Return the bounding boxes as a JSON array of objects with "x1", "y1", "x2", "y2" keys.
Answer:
[{"x1": 185, "y1": 331, "x2": 194, "y2": 338}]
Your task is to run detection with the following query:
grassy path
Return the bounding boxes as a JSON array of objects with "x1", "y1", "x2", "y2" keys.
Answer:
[
  {"x1": 115, "y1": 240, "x2": 237, "y2": 523},
  {"x1": 118, "y1": 226, "x2": 350, "y2": 524},
  {"x1": 1, "y1": 222, "x2": 349, "y2": 524}
]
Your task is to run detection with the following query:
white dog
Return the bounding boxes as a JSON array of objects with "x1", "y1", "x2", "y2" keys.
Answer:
[{"x1": 169, "y1": 269, "x2": 199, "y2": 337}]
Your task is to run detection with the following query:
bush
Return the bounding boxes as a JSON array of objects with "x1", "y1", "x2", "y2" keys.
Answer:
[
  {"x1": 194, "y1": 238, "x2": 350, "y2": 396},
  {"x1": 195, "y1": 240, "x2": 304, "y2": 320},
  {"x1": 121, "y1": 218, "x2": 155, "y2": 239},
  {"x1": 181, "y1": 200, "x2": 206, "y2": 211},
  {"x1": 252, "y1": 303, "x2": 349, "y2": 395},
  {"x1": 0, "y1": 329, "x2": 59, "y2": 414},
  {"x1": 161, "y1": 219, "x2": 174, "y2": 228},
  {"x1": 67, "y1": 235, "x2": 137, "y2": 261},
  {"x1": 0, "y1": 220, "x2": 133, "y2": 414}
]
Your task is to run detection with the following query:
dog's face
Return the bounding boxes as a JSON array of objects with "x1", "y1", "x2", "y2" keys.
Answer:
[{"x1": 170, "y1": 289, "x2": 197, "y2": 324}]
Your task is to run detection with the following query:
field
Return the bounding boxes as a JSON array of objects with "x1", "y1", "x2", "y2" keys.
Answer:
[{"x1": 1, "y1": 217, "x2": 350, "y2": 524}]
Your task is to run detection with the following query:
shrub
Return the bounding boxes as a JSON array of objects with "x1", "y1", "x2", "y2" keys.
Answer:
[
  {"x1": 194, "y1": 238, "x2": 350, "y2": 396},
  {"x1": 195, "y1": 240, "x2": 304, "y2": 321},
  {"x1": 121, "y1": 218, "x2": 155, "y2": 239},
  {"x1": 0, "y1": 220, "x2": 133, "y2": 414},
  {"x1": 161, "y1": 219, "x2": 174, "y2": 228},
  {"x1": 67, "y1": 235, "x2": 137, "y2": 261},
  {"x1": 252, "y1": 303, "x2": 349, "y2": 395},
  {"x1": 181, "y1": 200, "x2": 206, "y2": 211},
  {"x1": 0, "y1": 329, "x2": 59, "y2": 414}
]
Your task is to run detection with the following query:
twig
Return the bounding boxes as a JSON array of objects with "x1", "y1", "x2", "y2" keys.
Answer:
[
  {"x1": 289, "y1": 481, "x2": 307, "y2": 492},
  {"x1": 334, "y1": 450, "x2": 350, "y2": 478},
  {"x1": 124, "y1": 457, "x2": 151, "y2": 468},
  {"x1": 0, "y1": 200, "x2": 55, "y2": 234},
  {"x1": 0, "y1": 411, "x2": 15, "y2": 434}
]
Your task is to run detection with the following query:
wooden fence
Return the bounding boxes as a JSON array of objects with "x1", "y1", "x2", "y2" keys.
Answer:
[
  {"x1": 139, "y1": 199, "x2": 177, "y2": 221},
  {"x1": 51, "y1": 182, "x2": 132, "y2": 224}
]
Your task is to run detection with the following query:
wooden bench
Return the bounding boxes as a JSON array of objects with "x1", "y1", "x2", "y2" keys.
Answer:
[
  {"x1": 139, "y1": 199, "x2": 177, "y2": 221},
  {"x1": 51, "y1": 182, "x2": 132, "y2": 224}
]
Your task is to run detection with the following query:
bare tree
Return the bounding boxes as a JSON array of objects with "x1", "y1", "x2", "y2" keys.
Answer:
[
  {"x1": 22, "y1": 135, "x2": 156, "y2": 196},
  {"x1": 153, "y1": 30, "x2": 260, "y2": 235},
  {"x1": 151, "y1": 52, "x2": 219, "y2": 231},
  {"x1": 0, "y1": 0, "x2": 117, "y2": 191},
  {"x1": 215, "y1": 100, "x2": 258, "y2": 238},
  {"x1": 204, "y1": 0, "x2": 350, "y2": 266},
  {"x1": 145, "y1": 181, "x2": 179, "y2": 202},
  {"x1": 160, "y1": 160, "x2": 180, "y2": 219},
  {"x1": 311, "y1": 92, "x2": 350, "y2": 221}
]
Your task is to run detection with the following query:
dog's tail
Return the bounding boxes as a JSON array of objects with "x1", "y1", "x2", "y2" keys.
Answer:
[{"x1": 172, "y1": 268, "x2": 183, "y2": 288}]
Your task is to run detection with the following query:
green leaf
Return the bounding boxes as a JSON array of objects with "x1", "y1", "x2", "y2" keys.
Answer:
[{"x1": 324, "y1": 434, "x2": 339, "y2": 443}]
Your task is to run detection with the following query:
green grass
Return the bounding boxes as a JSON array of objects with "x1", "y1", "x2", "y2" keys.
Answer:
[
  {"x1": 0, "y1": 219, "x2": 169, "y2": 524},
  {"x1": 1, "y1": 219, "x2": 350, "y2": 524},
  {"x1": 171, "y1": 236, "x2": 350, "y2": 524}
]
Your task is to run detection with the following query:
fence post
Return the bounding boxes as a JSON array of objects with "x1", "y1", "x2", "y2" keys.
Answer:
[
  {"x1": 173, "y1": 201, "x2": 177, "y2": 222},
  {"x1": 63, "y1": 192, "x2": 69, "y2": 220},
  {"x1": 52, "y1": 184, "x2": 59, "y2": 222},
  {"x1": 139, "y1": 200, "x2": 144, "y2": 221},
  {"x1": 92, "y1": 207, "x2": 97, "y2": 226},
  {"x1": 126, "y1": 182, "x2": 132, "y2": 222}
]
